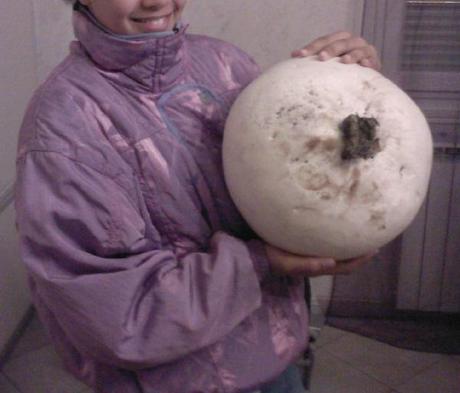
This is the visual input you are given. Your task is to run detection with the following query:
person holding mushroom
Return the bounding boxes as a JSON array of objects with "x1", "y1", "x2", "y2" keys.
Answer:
[{"x1": 15, "y1": 1, "x2": 387, "y2": 392}]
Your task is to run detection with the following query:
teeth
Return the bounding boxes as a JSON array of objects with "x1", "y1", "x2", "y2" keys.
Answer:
[
  {"x1": 135, "y1": 16, "x2": 167, "y2": 24},
  {"x1": 151, "y1": 17, "x2": 166, "y2": 25}
]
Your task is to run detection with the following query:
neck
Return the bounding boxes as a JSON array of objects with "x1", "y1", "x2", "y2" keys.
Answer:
[{"x1": 72, "y1": 7, "x2": 188, "y2": 92}]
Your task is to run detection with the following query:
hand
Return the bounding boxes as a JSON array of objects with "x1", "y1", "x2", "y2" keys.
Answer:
[
  {"x1": 265, "y1": 244, "x2": 377, "y2": 278},
  {"x1": 291, "y1": 31, "x2": 381, "y2": 71}
]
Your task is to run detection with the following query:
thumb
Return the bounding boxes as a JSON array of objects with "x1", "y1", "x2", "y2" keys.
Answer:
[{"x1": 303, "y1": 257, "x2": 336, "y2": 276}]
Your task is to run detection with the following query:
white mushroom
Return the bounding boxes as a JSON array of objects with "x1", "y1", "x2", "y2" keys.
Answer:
[{"x1": 223, "y1": 57, "x2": 433, "y2": 259}]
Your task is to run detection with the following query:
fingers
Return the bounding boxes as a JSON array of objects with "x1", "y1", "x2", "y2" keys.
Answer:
[
  {"x1": 342, "y1": 46, "x2": 381, "y2": 71},
  {"x1": 359, "y1": 52, "x2": 381, "y2": 71},
  {"x1": 291, "y1": 31, "x2": 382, "y2": 71},
  {"x1": 332, "y1": 251, "x2": 378, "y2": 275},
  {"x1": 319, "y1": 36, "x2": 369, "y2": 61},
  {"x1": 265, "y1": 244, "x2": 378, "y2": 278},
  {"x1": 298, "y1": 257, "x2": 337, "y2": 277},
  {"x1": 293, "y1": 252, "x2": 374, "y2": 277},
  {"x1": 340, "y1": 45, "x2": 376, "y2": 64},
  {"x1": 339, "y1": 251, "x2": 379, "y2": 264},
  {"x1": 265, "y1": 244, "x2": 336, "y2": 277},
  {"x1": 291, "y1": 31, "x2": 353, "y2": 57}
]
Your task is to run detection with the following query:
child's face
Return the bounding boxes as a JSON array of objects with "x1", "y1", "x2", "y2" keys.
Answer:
[{"x1": 79, "y1": 0, "x2": 187, "y2": 35}]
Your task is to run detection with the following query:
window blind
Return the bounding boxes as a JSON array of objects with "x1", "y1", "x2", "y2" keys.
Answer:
[{"x1": 402, "y1": 0, "x2": 460, "y2": 72}]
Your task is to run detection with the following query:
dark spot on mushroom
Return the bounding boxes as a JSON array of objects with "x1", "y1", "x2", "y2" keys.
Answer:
[
  {"x1": 352, "y1": 167, "x2": 361, "y2": 180},
  {"x1": 348, "y1": 167, "x2": 361, "y2": 199},
  {"x1": 340, "y1": 114, "x2": 381, "y2": 160},
  {"x1": 304, "y1": 173, "x2": 330, "y2": 191},
  {"x1": 349, "y1": 179, "x2": 360, "y2": 199},
  {"x1": 322, "y1": 138, "x2": 338, "y2": 152},
  {"x1": 305, "y1": 137, "x2": 321, "y2": 151},
  {"x1": 287, "y1": 104, "x2": 302, "y2": 113},
  {"x1": 277, "y1": 141, "x2": 291, "y2": 157},
  {"x1": 361, "y1": 182, "x2": 382, "y2": 204},
  {"x1": 369, "y1": 210, "x2": 386, "y2": 229},
  {"x1": 296, "y1": 168, "x2": 331, "y2": 191},
  {"x1": 276, "y1": 107, "x2": 286, "y2": 118},
  {"x1": 363, "y1": 80, "x2": 371, "y2": 90}
]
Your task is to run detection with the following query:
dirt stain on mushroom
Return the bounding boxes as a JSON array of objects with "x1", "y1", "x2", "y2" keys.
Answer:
[
  {"x1": 296, "y1": 167, "x2": 331, "y2": 191},
  {"x1": 348, "y1": 167, "x2": 361, "y2": 200},
  {"x1": 277, "y1": 140, "x2": 291, "y2": 157},
  {"x1": 399, "y1": 165, "x2": 406, "y2": 176},
  {"x1": 276, "y1": 106, "x2": 286, "y2": 118},
  {"x1": 305, "y1": 137, "x2": 321, "y2": 151},
  {"x1": 287, "y1": 104, "x2": 303, "y2": 113},
  {"x1": 323, "y1": 137, "x2": 338, "y2": 152},
  {"x1": 303, "y1": 137, "x2": 339, "y2": 154},
  {"x1": 361, "y1": 181, "x2": 382, "y2": 204},
  {"x1": 369, "y1": 210, "x2": 386, "y2": 230},
  {"x1": 270, "y1": 130, "x2": 280, "y2": 140}
]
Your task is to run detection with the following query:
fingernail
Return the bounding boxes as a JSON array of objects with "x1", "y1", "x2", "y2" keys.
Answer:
[{"x1": 319, "y1": 51, "x2": 329, "y2": 60}]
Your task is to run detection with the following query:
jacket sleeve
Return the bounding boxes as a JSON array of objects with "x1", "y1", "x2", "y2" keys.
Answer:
[{"x1": 15, "y1": 150, "x2": 270, "y2": 370}]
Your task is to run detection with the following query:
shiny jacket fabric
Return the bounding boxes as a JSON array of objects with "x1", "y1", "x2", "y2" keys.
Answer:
[{"x1": 15, "y1": 9, "x2": 309, "y2": 393}]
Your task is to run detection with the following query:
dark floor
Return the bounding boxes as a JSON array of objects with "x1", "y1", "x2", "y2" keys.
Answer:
[{"x1": 1, "y1": 314, "x2": 459, "y2": 393}]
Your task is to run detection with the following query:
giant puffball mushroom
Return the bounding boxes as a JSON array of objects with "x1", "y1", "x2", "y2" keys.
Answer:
[{"x1": 223, "y1": 57, "x2": 433, "y2": 260}]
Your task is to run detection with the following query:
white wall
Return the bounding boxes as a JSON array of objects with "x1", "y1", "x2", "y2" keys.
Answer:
[
  {"x1": 0, "y1": 0, "x2": 37, "y2": 354},
  {"x1": 184, "y1": 0, "x2": 364, "y2": 70},
  {"x1": 32, "y1": 0, "x2": 75, "y2": 82},
  {"x1": 0, "y1": 0, "x2": 37, "y2": 193},
  {"x1": 0, "y1": 0, "x2": 73, "y2": 354}
]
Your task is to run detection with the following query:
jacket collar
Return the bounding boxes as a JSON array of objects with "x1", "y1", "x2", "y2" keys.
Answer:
[{"x1": 72, "y1": 8, "x2": 187, "y2": 92}]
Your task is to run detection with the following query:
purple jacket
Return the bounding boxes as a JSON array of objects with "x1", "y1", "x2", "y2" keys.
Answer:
[{"x1": 15, "y1": 9, "x2": 308, "y2": 393}]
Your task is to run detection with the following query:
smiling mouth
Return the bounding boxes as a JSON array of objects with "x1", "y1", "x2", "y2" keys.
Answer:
[
  {"x1": 131, "y1": 14, "x2": 170, "y2": 24},
  {"x1": 130, "y1": 14, "x2": 173, "y2": 32}
]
